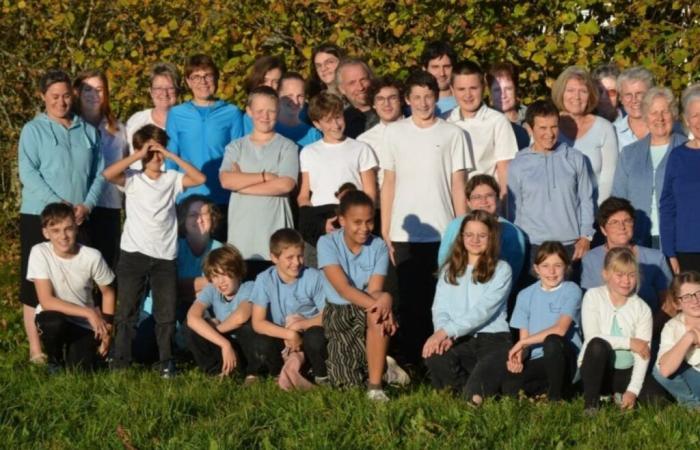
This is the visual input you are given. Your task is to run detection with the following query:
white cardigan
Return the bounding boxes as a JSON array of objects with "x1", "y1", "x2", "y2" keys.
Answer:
[
  {"x1": 578, "y1": 286, "x2": 652, "y2": 396},
  {"x1": 657, "y1": 313, "x2": 700, "y2": 370}
]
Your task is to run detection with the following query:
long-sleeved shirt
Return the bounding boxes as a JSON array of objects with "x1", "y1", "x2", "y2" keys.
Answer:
[
  {"x1": 578, "y1": 286, "x2": 652, "y2": 396},
  {"x1": 19, "y1": 113, "x2": 104, "y2": 215},
  {"x1": 507, "y1": 142, "x2": 595, "y2": 245},
  {"x1": 432, "y1": 260, "x2": 511, "y2": 339}
]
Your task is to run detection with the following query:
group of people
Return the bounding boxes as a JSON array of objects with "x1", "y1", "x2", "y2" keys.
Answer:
[{"x1": 17, "y1": 40, "x2": 700, "y2": 410}]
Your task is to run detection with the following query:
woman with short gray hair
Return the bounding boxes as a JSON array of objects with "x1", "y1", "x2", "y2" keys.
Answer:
[
  {"x1": 612, "y1": 86, "x2": 686, "y2": 248},
  {"x1": 614, "y1": 67, "x2": 655, "y2": 150}
]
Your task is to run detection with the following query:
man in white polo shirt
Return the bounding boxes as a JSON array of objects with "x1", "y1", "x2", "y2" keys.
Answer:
[
  {"x1": 380, "y1": 70, "x2": 471, "y2": 365},
  {"x1": 446, "y1": 60, "x2": 518, "y2": 199}
]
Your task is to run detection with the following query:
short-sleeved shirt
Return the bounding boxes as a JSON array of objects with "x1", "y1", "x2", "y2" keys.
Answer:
[
  {"x1": 581, "y1": 245, "x2": 672, "y2": 311},
  {"x1": 220, "y1": 134, "x2": 299, "y2": 260},
  {"x1": 119, "y1": 169, "x2": 184, "y2": 260},
  {"x1": 250, "y1": 266, "x2": 325, "y2": 326},
  {"x1": 380, "y1": 117, "x2": 471, "y2": 242},
  {"x1": 510, "y1": 281, "x2": 583, "y2": 360},
  {"x1": 299, "y1": 137, "x2": 378, "y2": 206},
  {"x1": 196, "y1": 281, "x2": 254, "y2": 325},
  {"x1": 27, "y1": 242, "x2": 115, "y2": 330},
  {"x1": 317, "y1": 229, "x2": 389, "y2": 305}
]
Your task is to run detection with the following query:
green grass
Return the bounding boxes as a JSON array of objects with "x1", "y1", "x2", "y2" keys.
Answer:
[{"x1": 1, "y1": 258, "x2": 699, "y2": 449}]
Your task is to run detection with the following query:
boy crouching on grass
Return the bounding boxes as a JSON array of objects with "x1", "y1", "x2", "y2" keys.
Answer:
[
  {"x1": 28, "y1": 203, "x2": 115, "y2": 372},
  {"x1": 250, "y1": 229, "x2": 328, "y2": 385}
]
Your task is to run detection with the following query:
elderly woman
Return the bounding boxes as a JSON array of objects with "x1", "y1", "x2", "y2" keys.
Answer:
[
  {"x1": 613, "y1": 67, "x2": 655, "y2": 150},
  {"x1": 581, "y1": 197, "x2": 672, "y2": 313},
  {"x1": 18, "y1": 69, "x2": 104, "y2": 363},
  {"x1": 660, "y1": 84, "x2": 700, "y2": 274},
  {"x1": 611, "y1": 87, "x2": 687, "y2": 249},
  {"x1": 125, "y1": 62, "x2": 180, "y2": 155},
  {"x1": 552, "y1": 66, "x2": 618, "y2": 204}
]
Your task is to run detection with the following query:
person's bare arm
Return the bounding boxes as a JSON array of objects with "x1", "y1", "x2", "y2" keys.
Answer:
[
  {"x1": 297, "y1": 172, "x2": 312, "y2": 206},
  {"x1": 451, "y1": 169, "x2": 467, "y2": 216},
  {"x1": 380, "y1": 170, "x2": 396, "y2": 265}
]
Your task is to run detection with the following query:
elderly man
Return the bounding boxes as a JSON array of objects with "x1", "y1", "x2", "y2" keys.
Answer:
[{"x1": 336, "y1": 58, "x2": 379, "y2": 138}]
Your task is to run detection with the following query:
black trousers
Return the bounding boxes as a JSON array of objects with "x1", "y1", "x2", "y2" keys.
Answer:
[
  {"x1": 393, "y1": 241, "x2": 439, "y2": 365},
  {"x1": 678, "y1": 253, "x2": 700, "y2": 273},
  {"x1": 35, "y1": 311, "x2": 100, "y2": 370},
  {"x1": 113, "y1": 250, "x2": 177, "y2": 368},
  {"x1": 501, "y1": 334, "x2": 577, "y2": 400},
  {"x1": 86, "y1": 207, "x2": 121, "y2": 270},
  {"x1": 425, "y1": 332, "x2": 511, "y2": 399},
  {"x1": 580, "y1": 337, "x2": 667, "y2": 408}
]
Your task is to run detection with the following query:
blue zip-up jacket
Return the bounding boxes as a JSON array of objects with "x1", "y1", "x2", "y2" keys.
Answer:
[
  {"x1": 660, "y1": 143, "x2": 700, "y2": 256},
  {"x1": 18, "y1": 113, "x2": 104, "y2": 215},
  {"x1": 165, "y1": 100, "x2": 243, "y2": 204},
  {"x1": 611, "y1": 132, "x2": 687, "y2": 246},
  {"x1": 507, "y1": 142, "x2": 595, "y2": 245}
]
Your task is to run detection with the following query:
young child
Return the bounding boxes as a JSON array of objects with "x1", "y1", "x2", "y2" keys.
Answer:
[
  {"x1": 103, "y1": 124, "x2": 205, "y2": 376},
  {"x1": 653, "y1": 271, "x2": 700, "y2": 407},
  {"x1": 250, "y1": 229, "x2": 328, "y2": 384},
  {"x1": 317, "y1": 190, "x2": 402, "y2": 401},
  {"x1": 219, "y1": 86, "x2": 299, "y2": 279},
  {"x1": 423, "y1": 210, "x2": 512, "y2": 406},
  {"x1": 27, "y1": 203, "x2": 115, "y2": 372},
  {"x1": 579, "y1": 247, "x2": 663, "y2": 411},
  {"x1": 185, "y1": 245, "x2": 258, "y2": 378},
  {"x1": 502, "y1": 241, "x2": 583, "y2": 401}
]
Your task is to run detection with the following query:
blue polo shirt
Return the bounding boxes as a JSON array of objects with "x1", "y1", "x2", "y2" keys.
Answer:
[
  {"x1": 250, "y1": 266, "x2": 325, "y2": 326},
  {"x1": 196, "y1": 281, "x2": 254, "y2": 324}
]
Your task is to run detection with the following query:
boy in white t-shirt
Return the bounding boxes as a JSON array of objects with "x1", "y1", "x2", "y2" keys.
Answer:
[
  {"x1": 103, "y1": 124, "x2": 206, "y2": 377},
  {"x1": 28, "y1": 203, "x2": 115, "y2": 372}
]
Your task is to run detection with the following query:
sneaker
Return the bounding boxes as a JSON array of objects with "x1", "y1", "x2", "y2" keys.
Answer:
[
  {"x1": 314, "y1": 376, "x2": 330, "y2": 386},
  {"x1": 243, "y1": 375, "x2": 259, "y2": 386},
  {"x1": 160, "y1": 360, "x2": 177, "y2": 379},
  {"x1": 367, "y1": 389, "x2": 390, "y2": 402},
  {"x1": 383, "y1": 356, "x2": 410, "y2": 386}
]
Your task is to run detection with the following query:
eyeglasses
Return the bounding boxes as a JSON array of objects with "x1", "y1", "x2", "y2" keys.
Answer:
[
  {"x1": 375, "y1": 95, "x2": 400, "y2": 104},
  {"x1": 151, "y1": 87, "x2": 177, "y2": 95},
  {"x1": 622, "y1": 92, "x2": 645, "y2": 102},
  {"x1": 606, "y1": 218, "x2": 634, "y2": 228},
  {"x1": 678, "y1": 289, "x2": 700, "y2": 304},
  {"x1": 469, "y1": 193, "x2": 497, "y2": 202},
  {"x1": 189, "y1": 74, "x2": 215, "y2": 84}
]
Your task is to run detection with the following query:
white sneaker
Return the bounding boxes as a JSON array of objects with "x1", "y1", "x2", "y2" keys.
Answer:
[
  {"x1": 367, "y1": 388, "x2": 390, "y2": 402},
  {"x1": 383, "y1": 356, "x2": 410, "y2": 386}
]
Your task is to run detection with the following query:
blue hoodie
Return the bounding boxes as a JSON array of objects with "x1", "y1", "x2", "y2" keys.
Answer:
[
  {"x1": 165, "y1": 100, "x2": 243, "y2": 204},
  {"x1": 18, "y1": 113, "x2": 104, "y2": 215},
  {"x1": 507, "y1": 142, "x2": 595, "y2": 245}
]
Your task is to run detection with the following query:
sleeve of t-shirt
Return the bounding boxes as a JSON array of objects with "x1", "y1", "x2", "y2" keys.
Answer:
[
  {"x1": 357, "y1": 141, "x2": 379, "y2": 172},
  {"x1": 379, "y1": 126, "x2": 396, "y2": 171},
  {"x1": 118, "y1": 169, "x2": 138, "y2": 194},
  {"x1": 234, "y1": 281, "x2": 255, "y2": 305},
  {"x1": 26, "y1": 245, "x2": 50, "y2": 281},
  {"x1": 172, "y1": 171, "x2": 185, "y2": 197},
  {"x1": 449, "y1": 127, "x2": 470, "y2": 173},
  {"x1": 250, "y1": 273, "x2": 272, "y2": 308},
  {"x1": 372, "y1": 238, "x2": 389, "y2": 276},
  {"x1": 509, "y1": 287, "x2": 530, "y2": 330},
  {"x1": 494, "y1": 115, "x2": 519, "y2": 162},
  {"x1": 307, "y1": 268, "x2": 326, "y2": 312},
  {"x1": 299, "y1": 146, "x2": 313, "y2": 173},
  {"x1": 560, "y1": 283, "x2": 583, "y2": 319},
  {"x1": 278, "y1": 139, "x2": 300, "y2": 180},
  {"x1": 316, "y1": 234, "x2": 340, "y2": 269},
  {"x1": 90, "y1": 250, "x2": 115, "y2": 286},
  {"x1": 195, "y1": 283, "x2": 217, "y2": 308},
  {"x1": 219, "y1": 140, "x2": 241, "y2": 173}
]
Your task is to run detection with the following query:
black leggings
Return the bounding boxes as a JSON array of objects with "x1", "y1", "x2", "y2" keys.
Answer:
[
  {"x1": 35, "y1": 311, "x2": 100, "y2": 371},
  {"x1": 502, "y1": 334, "x2": 577, "y2": 400}
]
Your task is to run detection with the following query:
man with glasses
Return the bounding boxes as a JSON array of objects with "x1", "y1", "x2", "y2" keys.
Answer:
[{"x1": 165, "y1": 54, "x2": 243, "y2": 240}]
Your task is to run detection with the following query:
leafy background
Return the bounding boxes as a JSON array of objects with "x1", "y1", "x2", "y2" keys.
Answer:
[{"x1": 1, "y1": 0, "x2": 699, "y2": 236}]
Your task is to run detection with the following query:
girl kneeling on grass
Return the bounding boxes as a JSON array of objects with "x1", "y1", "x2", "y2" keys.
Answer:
[
  {"x1": 423, "y1": 210, "x2": 512, "y2": 406},
  {"x1": 653, "y1": 271, "x2": 700, "y2": 407},
  {"x1": 579, "y1": 247, "x2": 666, "y2": 411},
  {"x1": 317, "y1": 190, "x2": 406, "y2": 401},
  {"x1": 502, "y1": 241, "x2": 583, "y2": 401}
]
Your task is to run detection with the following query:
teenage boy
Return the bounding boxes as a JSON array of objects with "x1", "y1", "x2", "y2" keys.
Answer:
[
  {"x1": 380, "y1": 70, "x2": 471, "y2": 365},
  {"x1": 446, "y1": 61, "x2": 519, "y2": 199},
  {"x1": 421, "y1": 41, "x2": 458, "y2": 116},
  {"x1": 336, "y1": 58, "x2": 379, "y2": 138},
  {"x1": 28, "y1": 203, "x2": 115, "y2": 372},
  {"x1": 165, "y1": 54, "x2": 243, "y2": 239},
  {"x1": 250, "y1": 229, "x2": 328, "y2": 383}
]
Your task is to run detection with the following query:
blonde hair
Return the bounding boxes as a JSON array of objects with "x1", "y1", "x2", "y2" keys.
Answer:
[
  {"x1": 603, "y1": 247, "x2": 639, "y2": 293},
  {"x1": 551, "y1": 66, "x2": 599, "y2": 114}
]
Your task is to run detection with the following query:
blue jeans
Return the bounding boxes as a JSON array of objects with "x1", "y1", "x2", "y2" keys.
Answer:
[{"x1": 653, "y1": 363, "x2": 700, "y2": 407}]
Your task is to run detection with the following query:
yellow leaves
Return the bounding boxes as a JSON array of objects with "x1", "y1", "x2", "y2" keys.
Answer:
[{"x1": 392, "y1": 24, "x2": 406, "y2": 38}]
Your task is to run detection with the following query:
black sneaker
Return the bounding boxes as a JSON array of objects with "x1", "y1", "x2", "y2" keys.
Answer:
[{"x1": 160, "y1": 360, "x2": 177, "y2": 379}]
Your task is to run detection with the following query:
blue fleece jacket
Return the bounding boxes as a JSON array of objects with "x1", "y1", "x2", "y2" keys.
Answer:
[
  {"x1": 165, "y1": 100, "x2": 243, "y2": 204},
  {"x1": 18, "y1": 113, "x2": 104, "y2": 215},
  {"x1": 507, "y1": 142, "x2": 595, "y2": 245}
]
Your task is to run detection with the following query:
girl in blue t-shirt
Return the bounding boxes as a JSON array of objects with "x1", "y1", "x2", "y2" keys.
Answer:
[{"x1": 502, "y1": 241, "x2": 583, "y2": 401}]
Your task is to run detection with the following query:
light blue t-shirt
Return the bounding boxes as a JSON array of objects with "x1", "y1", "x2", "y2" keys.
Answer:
[
  {"x1": 436, "y1": 96, "x2": 458, "y2": 117},
  {"x1": 438, "y1": 215, "x2": 526, "y2": 282},
  {"x1": 317, "y1": 229, "x2": 389, "y2": 305},
  {"x1": 510, "y1": 281, "x2": 583, "y2": 360},
  {"x1": 250, "y1": 266, "x2": 325, "y2": 326},
  {"x1": 196, "y1": 281, "x2": 254, "y2": 324},
  {"x1": 649, "y1": 144, "x2": 669, "y2": 237}
]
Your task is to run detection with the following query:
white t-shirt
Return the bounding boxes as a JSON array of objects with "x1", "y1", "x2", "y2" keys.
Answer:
[
  {"x1": 27, "y1": 242, "x2": 115, "y2": 329},
  {"x1": 125, "y1": 109, "x2": 160, "y2": 170},
  {"x1": 299, "y1": 137, "x2": 378, "y2": 206},
  {"x1": 119, "y1": 169, "x2": 184, "y2": 260},
  {"x1": 380, "y1": 117, "x2": 470, "y2": 242},
  {"x1": 358, "y1": 121, "x2": 389, "y2": 189},
  {"x1": 446, "y1": 104, "x2": 518, "y2": 183},
  {"x1": 97, "y1": 120, "x2": 129, "y2": 209}
]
